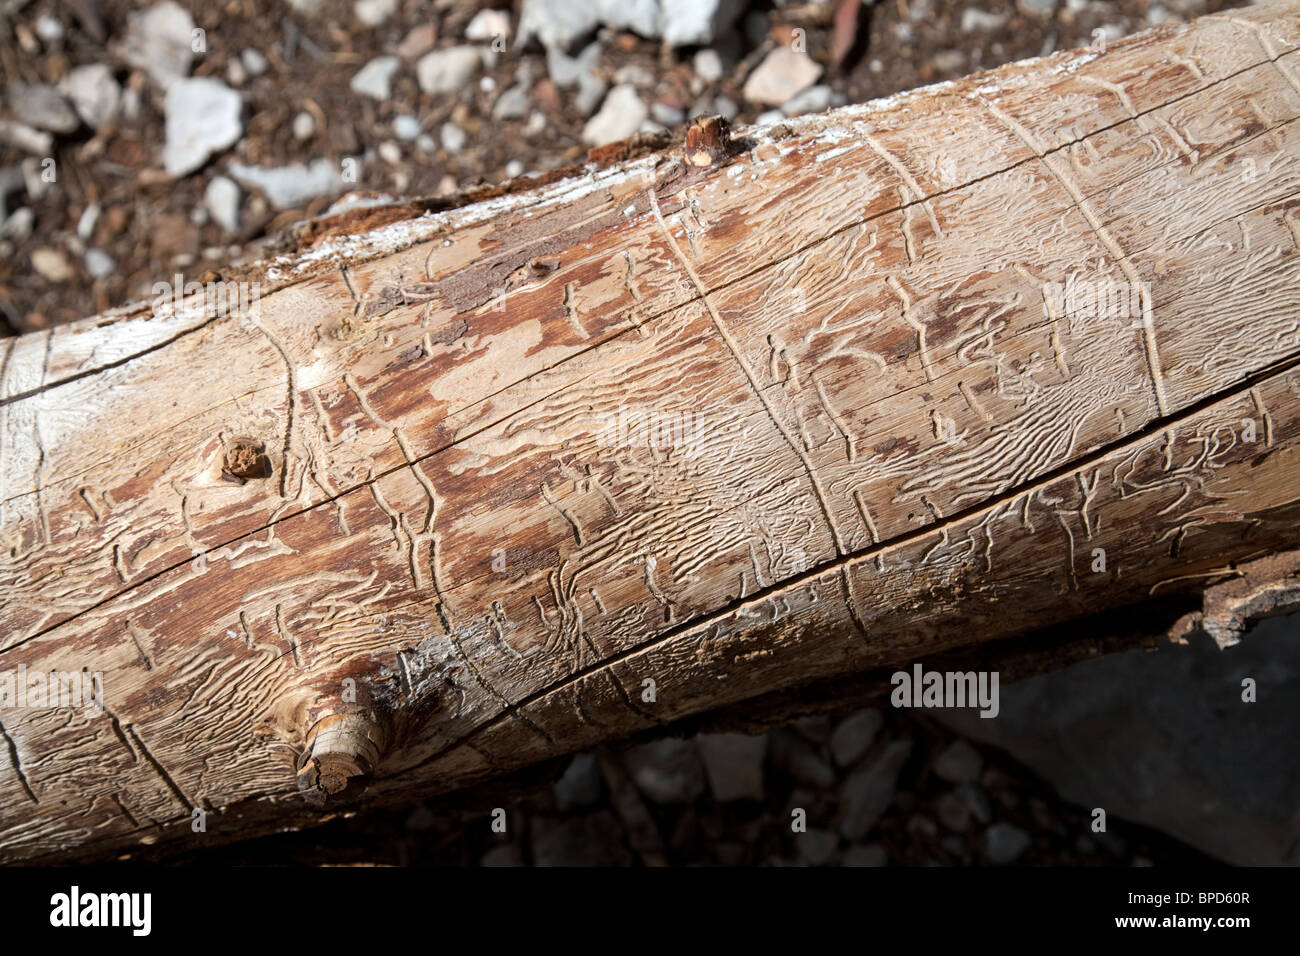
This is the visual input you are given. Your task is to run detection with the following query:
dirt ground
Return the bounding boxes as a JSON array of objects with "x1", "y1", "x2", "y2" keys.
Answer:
[{"x1": 0, "y1": 0, "x2": 1250, "y2": 333}]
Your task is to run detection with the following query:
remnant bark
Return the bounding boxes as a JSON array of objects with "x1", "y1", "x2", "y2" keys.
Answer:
[{"x1": 3, "y1": 2, "x2": 1300, "y2": 862}]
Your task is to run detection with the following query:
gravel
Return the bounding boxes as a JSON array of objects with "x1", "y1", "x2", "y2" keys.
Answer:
[
  {"x1": 466, "y1": 8, "x2": 512, "y2": 43},
  {"x1": 932, "y1": 739, "x2": 985, "y2": 784},
  {"x1": 781, "y1": 84, "x2": 834, "y2": 117},
  {"x1": 163, "y1": 78, "x2": 243, "y2": 177},
  {"x1": 517, "y1": 0, "x2": 743, "y2": 51},
  {"x1": 241, "y1": 48, "x2": 269, "y2": 77},
  {"x1": 6, "y1": 83, "x2": 79, "y2": 134},
  {"x1": 84, "y1": 248, "x2": 115, "y2": 279},
  {"x1": 440, "y1": 122, "x2": 468, "y2": 153},
  {"x1": 417, "y1": 46, "x2": 484, "y2": 95},
  {"x1": 31, "y1": 247, "x2": 72, "y2": 282},
  {"x1": 986, "y1": 822, "x2": 1033, "y2": 864},
  {"x1": 392, "y1": 115, "x2": 421, "y2": 140},
  {"x1": 742, "y1": 47, "x2": 823, "y2": 106},
  {"x1": 493, "y1": 84, "x2": 530, "y2": 121},
  {"x1": 581, "y1": 84, "x2": 647, "y2": 146},
  {"x1": 829, "y1": 709, "x2": 884, "y2": 768},
  {"x1": 350, "y1": 56, "x2": 401, "y2": 101},
  {"x1": 622, "y1": 737, "x2": 706, "y2": 805},
  {"x1": 227, "y1": 158, "x2": 349, "y2": 209},
  {"x1": 292, "y1": 111, "x2": 315, "y2": 141},
  {"x1": 839, "y1": 739, "x2": 913, "y2": 841},
  {"x1": 354, "y1": 0, "x2": 397, "y2": 28},
  {"x1": 60, "y1": 65, "x2": 120, "y2": 130},
  {"x1": 115, "y1": 1, "x2": 197, "y2": 90},
  {"x1": 770, "y1": 729, "x2": 837, "y2": 789},
  {"x1": 203, "y1": 176, "x2": 241, "y2": 233},
  {"x1": 696, "y1": 732, "x2": 766, "y2": 802},
  {"x1": 2, "y1": 208, "x2": 34, "y2": 242},
  {"x1": 553, "y1": 753, "x2": 603, "y2": 812}
]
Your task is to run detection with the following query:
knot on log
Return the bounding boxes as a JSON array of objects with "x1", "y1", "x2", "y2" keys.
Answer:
[
  {"x1": 221, "y1": 437, "x2": 272, "y2": 483},
  {"x1": 684, "y1": 115, "x2": 734, "y2": 169},
  {"x1": 296, "y1": 712, "x2": 388, "y2": 806}
]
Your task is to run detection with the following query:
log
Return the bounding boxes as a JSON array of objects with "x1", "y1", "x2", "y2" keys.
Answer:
[{"x1": 3, "y1": 1, "x2": 1300, "y2": 862}]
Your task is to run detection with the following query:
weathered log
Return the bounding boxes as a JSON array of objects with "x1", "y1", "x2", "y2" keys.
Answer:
[{"x1": 3, "y1": 1, "x2": 1300, "y2": 862}]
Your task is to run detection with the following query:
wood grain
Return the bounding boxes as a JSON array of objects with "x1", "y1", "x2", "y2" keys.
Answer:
[{"x1": 2, "y1": 2, "x2": 1300, "y2": 861}]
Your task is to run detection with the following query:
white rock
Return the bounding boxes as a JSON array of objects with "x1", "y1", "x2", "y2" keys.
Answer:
[
  {"x1": 20, "y1": 157, "x2": 53, "y2": 200},
  {"x1": 2, "y1": 208, "x2": 34, "y2": 241},
  {"x1": 76, "y1": 203, "x2": 100, "y2": 240},
  {"x1": 115, "y1": 1, "x2": 197, "y2": 90},
  {"x1": 163, "y1": 78, "x2": 243, "y2": 176},
  {"x1": 692, "y1": 48, "x2": 724, "y2": 83},
  {"x1": 518, "y1": 0, "x2": 655, "y2": 51},
  {"x1": 393, "y1": 115, "x2": 421, "y2": 140},
  {"x1": 505, "y1": 159, "x2": 524, "y2": 177},
  {"x1": 0, "y1": 121, "x2": 52, "y2": 155},
  {"x1": 492, "y1": 85, "x2": 529, "y2": 120},
  {"x1": 517, "y1": 0, "x2": 742, "y2": 50},
  {"x1": 417, "y1": 47, "x2": 483, "y2": 94},
  {"x1": 742, "y1": 47, "x2": 822, "y2": 107},
  {"x1": 523, "y1": 110, "x2": 547, "y2": 135},
  {"x1": 204, "y1": 175, "x2": 241, "y2": 232},
  {"x1": 6, "y1": 83, "x2": 79, "y2": 133},
  {"x1": 546, "y1": 40, "x2": 601, "y2": 86},
  {"x1": 439, "y1": 122, "x2": 467, "y2": 152},
  {"x1": 354, "y1": 0, "x2": 397, "y2": 27},
  {"x1": 31, "y1": 247, "x2": 72, "y2": 282},
  {"x1": 84, "y1": 248, "x2": 115, "y2": 279},
  {"x1": 781, "y1": 83, "x2": 832, "y2": 117},
  {"x1": 651, "y1": 101, "x2": 685, "y2": 126},
  {"x1": 292, "y1": 111, "x2": 315, "y2": 141},
  {"x1": 1018, "y1": 0, "x2": 1057, "y2": 16},
  {"x1": 660, "y1": 0, "x2": 744, "y2": 47},
  {"x1": 546, "y1": 41, "x2": 606, "y2": 116},
  {"x1": 962, "y1": 8, "x2": 1008, "y2": 32},
  {"x1": 466, "y1": 8, "x2": 512, "y2": 43},
  {"x1": 615, "y1": 63, "x2": 655, "y2": 87},
  {"x1": 581, "y1": 84, "x2": 647, "y2": 146},
  {"x1": 227, "y1": 159, "x2": 350, "y2": 209},
  {"x1": 241, "y1": 49, "x2": 269, "y2": 77},
  {"x1": 350, "y1": 55, "x2": 400, "y2": 100},
  {"x1": 378, "y1": 141, "x2": 402, "y2": 165},
  {"x1": 36, "y1": 15, "x2": 64, "y2": 43}
]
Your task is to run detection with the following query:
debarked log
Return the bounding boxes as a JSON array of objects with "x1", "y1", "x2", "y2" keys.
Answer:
[{"x1": 3, "y1": 1, "x2": 1300, "y2": 862}]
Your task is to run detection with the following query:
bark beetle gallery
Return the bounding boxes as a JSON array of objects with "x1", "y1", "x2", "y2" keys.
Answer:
[{"x1": 2, "y1": 2, "x2": 1300, "y2": 862}]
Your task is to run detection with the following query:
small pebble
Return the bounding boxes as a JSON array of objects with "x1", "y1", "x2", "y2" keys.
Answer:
[
  {"x1": 292, "y1": 111, "x2": 315, "y2": 141},
  {"x1": 84, "y1": 248, "x2": 115, "y2": 279},
  {"x1": 31, "y1": 247, "x2": 73, "y2": 282},
  {"x1": 440, "y1": 122, "x2": 467, "y2": 152},
  {"x1": 393, "y1": 115, "x2": 421, "y2": 140}
]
